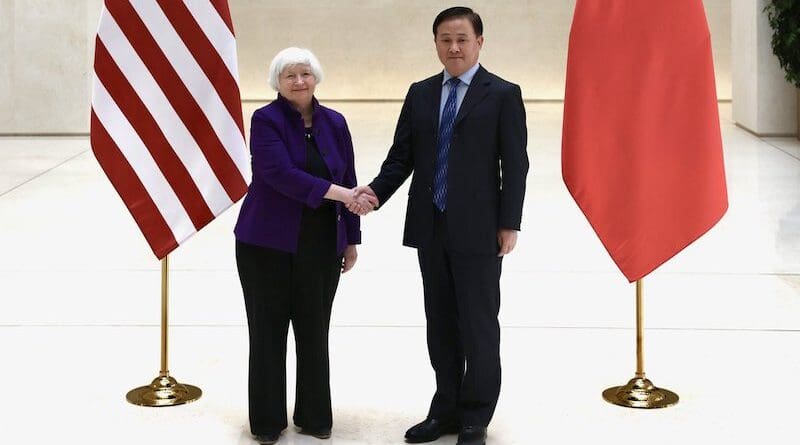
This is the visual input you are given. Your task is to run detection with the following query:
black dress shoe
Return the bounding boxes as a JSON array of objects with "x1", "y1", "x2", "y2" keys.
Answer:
[
  {"x1": 254, "y1": 432, "x2": 281, "y2": 445},
  {"x1": 298, "y1": 427, "x2": 332, "y2": 439},
  {"x1": 456, "y1": 425, "x2": 487, "y2": 445},
  {"x1": 404, "y1": 418, "x2": 460, "y2": 443}
]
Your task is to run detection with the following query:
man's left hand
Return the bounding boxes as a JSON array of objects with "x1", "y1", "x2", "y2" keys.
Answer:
[{"x1": 497, "y1": 229, "x2": 518, "y2": 257}]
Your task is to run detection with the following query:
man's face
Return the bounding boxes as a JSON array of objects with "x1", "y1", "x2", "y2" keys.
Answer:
[{"x1": 435, "y1": 17, "x2": 483, "y2": 77}]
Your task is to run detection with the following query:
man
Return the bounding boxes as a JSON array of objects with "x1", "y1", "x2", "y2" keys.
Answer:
[{"x1": 353, "y1": 7, "x2": 528, "y2": 445}]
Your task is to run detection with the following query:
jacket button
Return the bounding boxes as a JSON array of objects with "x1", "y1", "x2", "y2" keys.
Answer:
[{"x1": 337, "y1": 214, "x2": 341, "y2": 221}]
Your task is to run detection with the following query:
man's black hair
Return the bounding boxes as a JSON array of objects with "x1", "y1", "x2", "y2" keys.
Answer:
[{"x1": 433, "y1": 7, "x2": 483, "y2": 37}]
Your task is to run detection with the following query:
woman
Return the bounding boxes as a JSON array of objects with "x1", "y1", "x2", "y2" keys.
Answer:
[{"x1": 234, "y1": 47, "x2": 374, "y2": 445}]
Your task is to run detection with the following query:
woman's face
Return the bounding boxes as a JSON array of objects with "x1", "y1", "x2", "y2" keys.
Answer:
[{"x1": 277, "y1": 63, "x2": 316, "y2": 108}]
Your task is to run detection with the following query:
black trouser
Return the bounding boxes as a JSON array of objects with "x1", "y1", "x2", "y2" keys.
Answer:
[
  {"x1": 418, "y1": 209, "x2": 502, "y2": 427},
  {"x1": 236, "y1": 205, "x2": 341, "y2": 436}
]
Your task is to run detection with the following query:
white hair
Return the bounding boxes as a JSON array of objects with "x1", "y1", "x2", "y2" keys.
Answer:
[{"x1": 268, "y1": 47, "x2": 324, "y2": 91}]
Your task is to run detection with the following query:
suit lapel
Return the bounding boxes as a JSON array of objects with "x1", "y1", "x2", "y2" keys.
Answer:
[
  {"x1": 454, "y1": 66, "x2": 491, "y2": 127},
  {"x1": 428, "y1": 73, "x2": 444, "y2": 132}
]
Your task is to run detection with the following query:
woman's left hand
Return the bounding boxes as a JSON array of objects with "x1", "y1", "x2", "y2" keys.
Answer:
[{"x1": 342, "y1": 245, "x2": 358, "y2": 273}]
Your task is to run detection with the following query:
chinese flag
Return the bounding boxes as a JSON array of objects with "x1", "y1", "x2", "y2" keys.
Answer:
[{"x1": 561, "y1": 0, "x2": 728, "y2": 282}]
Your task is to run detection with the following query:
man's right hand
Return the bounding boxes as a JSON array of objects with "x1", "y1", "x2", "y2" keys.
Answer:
[{"x1": 347, "y1": 185, "x2": 379, "y2": 216}]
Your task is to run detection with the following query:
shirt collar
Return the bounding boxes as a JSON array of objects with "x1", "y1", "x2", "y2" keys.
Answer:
[
  {"x1": 276, "y1": 93, "x2": 321, "y2": 120},
  {"x1": 443, "y1": 62, "x2": 480, "y2": 86}
]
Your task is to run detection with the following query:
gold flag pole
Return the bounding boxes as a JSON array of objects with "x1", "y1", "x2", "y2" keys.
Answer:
[
  {"x1": 602, "y1": 279, "x2": 678, "y2": 408},
  {"x1": 126, "y1": 255, "x2": 202, "y2": 406}
]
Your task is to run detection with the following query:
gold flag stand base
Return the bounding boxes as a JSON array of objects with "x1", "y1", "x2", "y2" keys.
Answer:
[
  {"x1": 126, "y1": 256, "x2": 202, "y2": 407},
  {"x1": 603, "y1": 375, "x2": 679, "y2": 409},
  {"x1": 126, "y1": 374, "x2": 202, "y2": 407},
  {"x1": 603, "y1": 279, "x2": 679, "y2": 409}
]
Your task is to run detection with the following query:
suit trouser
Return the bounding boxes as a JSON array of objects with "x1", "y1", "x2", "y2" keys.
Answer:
[
  {"x1": 418, "y1": 208, "x2": 502, "y2": 427},
  {"x1": 235, "y1": 206, "x2": 341, "y2": 436}
]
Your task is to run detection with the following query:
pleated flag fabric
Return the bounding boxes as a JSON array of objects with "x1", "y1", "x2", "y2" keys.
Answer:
[
  {"x1": 562, "y1": 0, "x2": 728, "y2": 282},
  {"x1": 90, "y1": 0, "x2": 249, "y2": 259}
]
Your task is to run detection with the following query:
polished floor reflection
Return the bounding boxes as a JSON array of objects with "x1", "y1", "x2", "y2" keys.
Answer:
[{"x1": 0, "y1": 103, "x2": 798, "y2": 444}]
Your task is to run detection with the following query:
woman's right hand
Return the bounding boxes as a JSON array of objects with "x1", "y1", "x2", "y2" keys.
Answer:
[
  {"x1": 346, "y1": 187, "x2": 378, "y2": 216},
  {"x1": 324, "y1": 184, "x2": 377, "y2": 215}
]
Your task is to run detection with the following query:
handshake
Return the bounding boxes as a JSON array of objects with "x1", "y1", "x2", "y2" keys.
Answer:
[{"x1": 342, "y1": 185, "x2": 379, "y2": 216}]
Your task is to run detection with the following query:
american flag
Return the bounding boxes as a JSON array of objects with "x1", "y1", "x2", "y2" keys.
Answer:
[{"x1": 90, "y1": 0, "x2": 250, "y2": 259}]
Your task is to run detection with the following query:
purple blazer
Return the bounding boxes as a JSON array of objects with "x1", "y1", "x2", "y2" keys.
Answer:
[{"x1": 234, "y1": 94, "x2": 361, "y2": 255}]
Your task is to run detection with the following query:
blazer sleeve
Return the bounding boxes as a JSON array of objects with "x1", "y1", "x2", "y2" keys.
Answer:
[
  {"x1": 250, "y1": 112, "x2": 331, "y2": 208},
  {"x1": 498, "y1": 84, "x2": 529, "y2": 230},
  {"x1": 338, "y1": 119, "x2": 362, "y2": 245},
  {"x1": 368, "y1": 84, "x2": 416, "y2": 206}
]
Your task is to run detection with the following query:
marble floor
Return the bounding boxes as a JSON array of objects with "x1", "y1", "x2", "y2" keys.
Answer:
[{"x1": 0, "y1": 103, "x2": 798, "y2": 445}]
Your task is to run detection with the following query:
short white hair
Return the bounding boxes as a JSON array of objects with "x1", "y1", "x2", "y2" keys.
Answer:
[{"x1": 268, "y1": 47, "x2": 324, "y2": 91}]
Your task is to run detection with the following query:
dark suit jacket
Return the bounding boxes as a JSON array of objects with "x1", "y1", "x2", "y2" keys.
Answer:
[
  {"x1": 234, "y1": 94, "x2": 361, "y2": 255},
  {"x1": 370, "y1": 65, "x2": 528, "y2": 255}
]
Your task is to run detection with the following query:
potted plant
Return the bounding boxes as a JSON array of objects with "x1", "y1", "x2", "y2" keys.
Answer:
[{"x1": 764, "y1": 0, "x2": 800, "y2": 139}]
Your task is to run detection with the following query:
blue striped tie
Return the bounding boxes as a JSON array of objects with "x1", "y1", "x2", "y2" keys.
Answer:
[{"x1": 434, "y1": 78, "x2": 461, "y2": 211}]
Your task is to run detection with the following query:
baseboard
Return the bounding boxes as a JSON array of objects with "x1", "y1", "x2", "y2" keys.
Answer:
[{"x1": 734, "y1": 123, "x2": 797, "y2": 138}]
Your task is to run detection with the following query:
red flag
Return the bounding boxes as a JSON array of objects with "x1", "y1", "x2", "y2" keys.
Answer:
[
  {"x1": 90, "y1": 0, "x2": 249, "y2": 259},
  {"x1": 562, "y1": 0, "x2": 728, "y2": 282}
]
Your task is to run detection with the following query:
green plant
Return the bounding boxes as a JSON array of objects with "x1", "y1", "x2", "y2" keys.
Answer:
[{"x1": 764, "y1": 0, "x2": 800, "y2": 88}]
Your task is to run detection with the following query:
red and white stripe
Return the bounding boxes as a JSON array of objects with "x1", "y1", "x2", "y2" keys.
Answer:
[{"x1": 90, "y1": 0, "x2": 249, "y2": 258}]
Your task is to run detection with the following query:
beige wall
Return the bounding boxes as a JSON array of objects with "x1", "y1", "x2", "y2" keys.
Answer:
[
  {"x1": 0, "y1": 0, "x2": 732, "y2": 134},
  {"x1": 732, "y1": 0, "x2": 796, "y2": 135},
  {"x1": 234, "y1": 0, "x2": 732, "y2": 101},
  {"x1": 0, "y1": 0, "x2": 14, "y2": 131},
  {"x1": 706, "y1": 0, "x2": 732, "y2": 99},
  {"x1": 1, "y1": 0, "x2": 90, "y2": 134}
]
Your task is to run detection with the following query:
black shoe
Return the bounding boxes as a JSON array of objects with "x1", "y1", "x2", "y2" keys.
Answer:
[
  {"x1": 456, "y1": 426, "x2": 487, "y2": 445},
  {"x1": 298, "y1": 427, "x2": 332, "y2": 439},
  {"x1": 404, "y1": 418, "x2": 460, "y2": 443},
  {"x1": 254, "y1": 432, "x2": 281, "y2": 445}
]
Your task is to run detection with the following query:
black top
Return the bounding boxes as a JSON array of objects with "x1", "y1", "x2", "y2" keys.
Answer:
[
  {"x1": 304, "y1": 127, "x2": 335, "y2": 211},
  {"x1": 304, "y1": 127, "x2": 332, "y2": 180}
]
